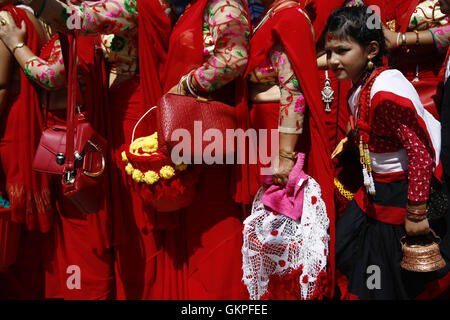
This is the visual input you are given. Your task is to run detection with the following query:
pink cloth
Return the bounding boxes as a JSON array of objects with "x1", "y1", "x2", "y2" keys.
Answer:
[{"x1": 261, "y1": 153, "x2": 309, "y2": 221}]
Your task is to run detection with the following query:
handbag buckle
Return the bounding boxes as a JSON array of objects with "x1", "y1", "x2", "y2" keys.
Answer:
[
  {"x1": 63, "y1": 169, "x2": 76, "y2": 185},
  {"x1": 56, "y1": 153, "x2": 66, "y2": 165}
]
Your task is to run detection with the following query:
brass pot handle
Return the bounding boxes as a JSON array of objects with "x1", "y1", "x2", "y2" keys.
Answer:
[
  {"x1": 429, "y1": 228, "x2": 441, "y2": 245},
  {"x1": 83, "y1": 140, "x2": 105, "y2": 178},
  {"x1": 400, "y1": 228, "x2": 441, "y2": 247},
  {"x1": 400, "y1": 235, "x2": 407, "y2": 247}
]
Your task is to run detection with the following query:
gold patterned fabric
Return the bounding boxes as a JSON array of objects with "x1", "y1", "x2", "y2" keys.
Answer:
[{"x1": 408, "y1": 0, "x2": 449, "y2": 31}]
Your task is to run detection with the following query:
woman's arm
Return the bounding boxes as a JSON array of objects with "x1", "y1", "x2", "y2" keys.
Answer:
[
  {"x1": 375, "y1": 101, "x2": 434, "y2": 235},
  {"x1": 0, "y1": 12, "x2": 65, "y2": 90},
  {"x1": 383, "y1": 24, "x2": 449, "y2": 52},
  {"x1": 269, "y1": 45, "x2": 305, "y2": 185},
  {"x1": 188, "y1": 0, "x2": 250, "y2": 95},
  {"x1": 26, "y1": 0, "x2": 137, "y2": 36}
]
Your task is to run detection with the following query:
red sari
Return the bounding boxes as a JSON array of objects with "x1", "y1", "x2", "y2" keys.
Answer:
[
  {"x1": 246, "y1": 2, "x2": 336, "y2": 299},
  {"x1": 109, "y1": 0, "x2": 172, "y2": 299},
  {"x1": 155, "y1": 0, "x2": 251, "y2": 299},
  {"x1": 0, "y1": 6, "x2": 52, "y2": 299}
]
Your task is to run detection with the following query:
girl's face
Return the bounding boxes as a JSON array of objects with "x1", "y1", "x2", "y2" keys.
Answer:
[
  {"x1": 438, "y1": 0, "x2": 450, "y2": 15},
  {"x1": 325, "y1": 35, "x2": 374, "y2": 84}
]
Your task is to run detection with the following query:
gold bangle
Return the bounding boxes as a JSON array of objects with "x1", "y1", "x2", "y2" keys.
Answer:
[
  {"x1": 279, "y1": 151, "x2": 296, "y2": 160},
  {"x1": 12, "y1": 42, "x2": 25, "y2": 55}
]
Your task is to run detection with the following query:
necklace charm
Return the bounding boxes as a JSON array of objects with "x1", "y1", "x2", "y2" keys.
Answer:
[{"x1": 322, "y1": 70, "x2": 334, "y2": 113}]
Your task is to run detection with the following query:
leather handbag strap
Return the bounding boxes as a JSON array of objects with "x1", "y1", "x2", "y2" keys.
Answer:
[{"x1": 60, "y1": 31, "x2": 82, "y2": 175}]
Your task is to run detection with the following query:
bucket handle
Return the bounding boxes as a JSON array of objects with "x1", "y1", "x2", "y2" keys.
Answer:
[
  {"x1": 400, "y1": 228, "x2": 441, "y2": 247},
  {"x1": 131, "y1": 106, "x2": 157, "y2": 144}
]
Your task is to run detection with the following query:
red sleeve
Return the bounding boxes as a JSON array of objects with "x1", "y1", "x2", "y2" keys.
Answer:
[{"x1": 375, "y1": 101, "x2": 433, "y2": 202}]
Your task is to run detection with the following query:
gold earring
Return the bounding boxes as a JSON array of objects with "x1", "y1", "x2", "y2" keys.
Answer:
[{"x1": 367, "y1": 60, "x2": 374, "y2": 70}]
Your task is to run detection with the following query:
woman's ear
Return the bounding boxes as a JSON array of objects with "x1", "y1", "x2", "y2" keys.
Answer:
[{"x1": 366, "y1": 40, "x2": 380, "y2": 61}]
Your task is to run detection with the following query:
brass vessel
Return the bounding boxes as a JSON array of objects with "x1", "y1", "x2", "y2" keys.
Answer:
[{"x1": 400, "y1": 229, "x2": 446, "y2": 273}]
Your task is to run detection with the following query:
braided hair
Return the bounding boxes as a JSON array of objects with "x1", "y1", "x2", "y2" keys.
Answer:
[{"x1": 324, "y1": 5, "x2": 388, "y2": 68}]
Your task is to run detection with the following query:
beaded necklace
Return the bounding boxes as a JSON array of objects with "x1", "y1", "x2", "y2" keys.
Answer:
[{"x1": 354, "y1": 66, "x2": 386, "y2": 195}]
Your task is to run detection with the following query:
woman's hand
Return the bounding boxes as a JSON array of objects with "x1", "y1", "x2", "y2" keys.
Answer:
[
  {"x1": 0, "y1": 12, "x2": 27, "y2": 52},
  {"x1": 404, "y1": 217, "x2": 430, "y2": 236},
  {"x1": 272, "y1": 156, "x2": 294, "y2": 185},
  {"x1": 382, "y1": 24, "x2": 398, "y2": 51}
]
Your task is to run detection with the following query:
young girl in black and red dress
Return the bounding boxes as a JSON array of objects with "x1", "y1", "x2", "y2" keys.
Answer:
[{"x1": 325, "y1": 5, "x2": 450, "y2": 299}]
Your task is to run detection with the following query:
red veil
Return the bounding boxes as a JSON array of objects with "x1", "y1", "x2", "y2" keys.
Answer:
[
  {"x1": 1, "y1": 5, "x2": 52, "y2": 233},
  {"x1": 138, "y1": 0, "x2": 171, "y2": 118},
  {"x1": 246, "y1": 3, "x2": 336, "y2": 298}
]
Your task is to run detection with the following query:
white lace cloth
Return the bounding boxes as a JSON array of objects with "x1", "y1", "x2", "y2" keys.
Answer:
[{"x1": 242, "y1": 177, "x2": 330, "y2": 300}]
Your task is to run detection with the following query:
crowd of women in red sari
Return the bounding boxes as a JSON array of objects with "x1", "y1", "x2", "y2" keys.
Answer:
[{"x1": 0, "y1": 0, "x2": 448, "y2": 300}]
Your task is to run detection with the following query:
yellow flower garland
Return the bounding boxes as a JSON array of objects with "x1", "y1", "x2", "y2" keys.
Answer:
[{"x1": 160, "y1": 165, "x2": 175, "y2": 179}]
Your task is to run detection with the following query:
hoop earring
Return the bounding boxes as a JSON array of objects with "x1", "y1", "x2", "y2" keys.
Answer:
[{"x1": 367, "y1": 60, "x2": 374, "y2": 70}]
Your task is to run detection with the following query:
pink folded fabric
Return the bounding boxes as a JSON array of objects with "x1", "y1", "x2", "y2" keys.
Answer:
[{"x1": 261, "y1": 153, "x2": 309, "y2": 221}]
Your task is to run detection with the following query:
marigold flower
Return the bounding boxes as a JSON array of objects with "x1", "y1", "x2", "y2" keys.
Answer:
[
  {"x1": 144, "y1": 170, "x2": 159, "y2": 185},
  {"x1": 121, "y1": 151, "x2": 128, "y2": 162},
  {"x1": 125, "y1": 163, "x2": 134, "y2": 175},
  {"x1": 160, "y1": 165, "x2": 175, "y2": 179},
  {"x1": 132, "y1": 169, "x2": 144, "y2": 183}
]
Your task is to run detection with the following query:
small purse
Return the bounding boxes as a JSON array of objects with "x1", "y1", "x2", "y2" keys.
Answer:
[
  {"x1": 32, "y1": 33, "x2": 107, "y2": 214},
  {"x1": 156, "y1": 92, "x2": 237, "y2": 160}
]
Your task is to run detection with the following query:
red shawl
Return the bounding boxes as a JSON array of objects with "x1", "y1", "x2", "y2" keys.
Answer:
[
  {"x1": 246, "y1": 4, "x2": 336, "y2": 298},
  {"x1": 2, "y1": 5, "x2": 52, "y2": 233},
  {"x1": 162, "y1": 0, "x2": 258, "y2": 204}
]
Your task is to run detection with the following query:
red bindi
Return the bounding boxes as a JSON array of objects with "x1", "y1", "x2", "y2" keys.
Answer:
[{"x1": 327, "y1": 33, "x2": 334, "y2": 41}]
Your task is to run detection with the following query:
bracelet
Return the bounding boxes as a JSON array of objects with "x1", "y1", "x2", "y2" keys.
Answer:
[
  {"x1": 12, "y1": 42, "x2": 25, "y2": 55},
  {"x1": 401, "y1": 32, "x2": 407, "y2": 48},
  {"x1": 406, "y1": 206, "x2": 428, "y2": 215},
  {"x1": 413, "y1": 30, "x2": 419, "y2": 46},
  {"x1": 186, "y1": 70, "x2": 199, "y2": 98},
  {"x1": 406, "y1": 206, "x2": 428, "y2": 221},
  {"x1": 396, "y1": 32, "x2": 401, "y2": 48},
  {"x1": 279, "y1": 151, "x2": 296, "y2": 160},
  {"x1": 406, "y1": 212, "x2": 427, "y2": 222},
  {"x1": 35, "y1": 0, "x2": 47, "y2": 19}
]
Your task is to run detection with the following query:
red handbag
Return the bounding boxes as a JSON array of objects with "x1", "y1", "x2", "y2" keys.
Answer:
[
  {"x1": 156, "y1": 93, "x2": 237, "y2": 161},
  {"x1": 32, "y1": 33, "x2": 107, "y2": 214}
]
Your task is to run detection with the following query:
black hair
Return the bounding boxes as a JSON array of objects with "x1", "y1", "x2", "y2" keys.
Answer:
[{"x1": 324, "y1": 5, "x2": 388, "y2": 68}]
